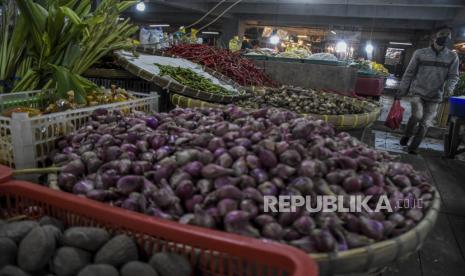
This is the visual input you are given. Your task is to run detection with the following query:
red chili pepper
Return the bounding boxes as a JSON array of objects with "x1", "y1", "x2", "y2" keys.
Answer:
[{"x1": 165, "y1": 44, "x2": 278, "y2": 87}]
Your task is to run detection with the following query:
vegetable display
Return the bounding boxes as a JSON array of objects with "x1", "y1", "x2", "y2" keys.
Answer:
[
  {"x1": 165, "y1": 44, "x2": 277, "y2": 87},
  {"x1": 53, "y1": 107, "x2": 435, "y2": 253},
  {"x1": 236, "y1": 87, "x2": 368, "y2": 115},
  {"x1": 0, "y1": 217, "x2": 191, "y2": 276},
  {"x1": 155, "y1": 63, "x2": 233, "y2": 95},
  {"x1": 0, "y1": 0, "x2": 138, "y2": 105},
  {"x1": 350, "y1": 61, "x2": 389, "y2": 77},
  {"x1": 1, "y1": 86, "x2": 135, "y2": 117}
]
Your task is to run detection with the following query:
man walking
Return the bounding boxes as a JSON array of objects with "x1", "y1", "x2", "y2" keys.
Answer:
[{"x1": 398, "y1": 26, "x2": 460, "y2": 154}]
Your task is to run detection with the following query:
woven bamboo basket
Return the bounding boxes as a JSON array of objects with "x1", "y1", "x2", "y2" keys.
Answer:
[
  {"x1": 136, "y1": 46, "x2": 257, "y2": 91},
  {"x1": 114, "y1": 50, "x2": 249, "y2": 104},
  {"x1": 313, "y1": 189, "x2": 440, "y2": 276},
  {"x1": 170, "y1": 93, "x2": 381, "y2": 130}
]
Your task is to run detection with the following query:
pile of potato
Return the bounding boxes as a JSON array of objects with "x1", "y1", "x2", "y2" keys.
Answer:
[{"x1": 0, "y1": 217, "x2": 191, "y2": 276}]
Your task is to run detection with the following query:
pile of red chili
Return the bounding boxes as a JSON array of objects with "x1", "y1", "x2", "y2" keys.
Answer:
[{"x1": 166, "y1": 44, "x2": 277, "y2": 87}]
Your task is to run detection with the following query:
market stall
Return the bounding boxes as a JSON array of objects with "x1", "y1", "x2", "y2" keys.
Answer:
[{"x1": 3, "y1": 1, "x2": 465, "y2": 276}]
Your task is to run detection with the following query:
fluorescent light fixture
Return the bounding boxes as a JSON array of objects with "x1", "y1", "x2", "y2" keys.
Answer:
[
  {"x1": 149, "y1": 24, "x2": 170, "y2": 27},
  {"x1": 201, "y1": 31, "x2": 220, "y2": 35},
  {"x1": 297, "y1": 35, "x2": 308, "y2": 38},
  {"x1": 270, "y1": 34, "x2": 280, "y2": 45},
  {"x1": 136, "y1": 2, "x2": 146, "y2": 12},
  {"x1": 389, "y1": 42, "x2": 412, "y2": 46},
  {"x1": 365, "y1": 43, "x2": 374, "y2": 54},
  {"x1": 330, "y1": 30, "x2": 337, "y2": 35},
  {"x1": 335, "y1": 41, "x2": 347, "y2": 53}
]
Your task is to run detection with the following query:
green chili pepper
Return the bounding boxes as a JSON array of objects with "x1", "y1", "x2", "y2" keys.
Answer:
[{"x1": 155, "y1": 63, "x2": 233, "y2": 95}]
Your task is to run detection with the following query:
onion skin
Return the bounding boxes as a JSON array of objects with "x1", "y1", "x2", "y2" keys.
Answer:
[
  {"x1": 254, "y1": 214, "x2": 276, "y2": 227},
  {"x1": 224, "y1": 211, "x2": 260, "y2": 238},
  {"x1": 183, "y1": 161, "x2": 203, "y2": 177},
  {"x1": 240, "y1": 199, "x2": 259, "y2": 217},
  {"x1": 218, "y1": 199, "x2": 239, "y2": 216},
  {"x1": 116, "y1": 175, "x2": 144, "y2": 195},
  {"x1": 73, "y1": 180, "x2": 95, "y2": 195},
  {"x1": 201, "y1": 164, "x2": 234, "y2": 179},
  {"x1": 298, "y1": 160, "x2": 317, "y2": 178},
  {"x1": 359, "y1": 217, "x2": 384, "y2": 241},
  {"x1": 250, "y1": 168, "x2": 269, "y2": 183},
  {"x1": 58, "y1": 173, "x2": 77, "y2": 192},
  {"x1": 245, "y1": 155, "x2": 260, "y2": 169},
  {"x1": 216, "y1": 185, "x2": 243, "y2": 200},
  {"x1": 62, "y1": 159, "x2": 85, "y2": 177},
  {"x1": 293, "y1": 216, "x2": 316, "y2": 235},
  {"x1": 258, "y1": 149, "x2": 278, "y2": 169},
  {"x1": 261, "y1": 222, "x2": 283, "y2": 240}
]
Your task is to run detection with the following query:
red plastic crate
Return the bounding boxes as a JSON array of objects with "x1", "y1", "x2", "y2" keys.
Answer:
[
  {"x1": 0, "y1": 165, "x2": 12, "y2": 183},
  {"x1": 354, "y1": 76, "x2": 385, "y2": 97},
  {"x1": 0, "y1": 177, "x2": 318, "y2": 276}
]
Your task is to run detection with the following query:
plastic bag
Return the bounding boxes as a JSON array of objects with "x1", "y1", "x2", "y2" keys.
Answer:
[{"x1": 385, "y1": 99, "x2": 404, "y2": 129}]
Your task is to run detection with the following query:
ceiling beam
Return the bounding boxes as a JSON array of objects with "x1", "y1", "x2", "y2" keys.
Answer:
[
  {"x1": 239, "y1": 14, "x2": 437, "y2": 30},
  {"x1": 168, "y1": 0, "x2": 465, "y2": 8},
  {"x1": 146, "y1": 0, "x2": 233, "y2": 19},
  {"x1": 214, "y1": 3, "x2": 456, "y2": 21}
]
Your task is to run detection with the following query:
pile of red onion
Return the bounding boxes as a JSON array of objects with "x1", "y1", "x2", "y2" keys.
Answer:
[{"x1": 54, "y1": 107, "x2": 435, "y2": 253}]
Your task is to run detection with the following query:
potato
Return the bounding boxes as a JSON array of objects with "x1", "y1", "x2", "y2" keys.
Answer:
[
  {"x1": 0, "y1": 221, "x2": 39, "y2": 243},
  {"x1": 63, "y1": 227, "x2": 110, "y2": 252},
  {"x1": 39, "y1": 216, "x2": 64, "y2": 232},
  {"x1": 149, "y1": 253, "x2": 191, "y2": 276},
  {"x1": 0, "y1": 265, "x2": 30, "y2": 276},
  {"x1": 94, "y1": 235, "x2": 138, "y2": 267},
  {"x1": 17, "y1": 226, "x2": 56, "y2": 272},
  {"x1": 42, "y1": 225, "x2": 63, "y2": 245},
  {"x1": 0, "y1": 238, "x2": 17, "y2": 269},
  {"x1": 120, "y1": 261, "x2": 158, "y2": 276},
  {"x1": 77, "y1": 264, "x2": 119, "y2": 276},
  {"x1": 52, "y1": 247, "x2": 92, "y2": 276}
]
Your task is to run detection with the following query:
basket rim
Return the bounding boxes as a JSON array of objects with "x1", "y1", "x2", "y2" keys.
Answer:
[
  {"x1": 309, "y1": 188, "x2": 441, "y2": 261},
  {"x1": 0, "y1": 165, "x2": 12, "y2": 183},
  {"x1": 0, "y1": 179, "x2": 318, "y2": 276}
]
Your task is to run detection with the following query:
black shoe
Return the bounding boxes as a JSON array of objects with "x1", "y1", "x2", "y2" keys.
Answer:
[{"x1": 400, "y1": 136, "x2": 410, "y2": 146}]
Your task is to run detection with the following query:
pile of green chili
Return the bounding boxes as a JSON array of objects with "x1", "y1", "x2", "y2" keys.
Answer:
[{"x1": 155, "y1": 63, "x2": 234, "y2": 95}]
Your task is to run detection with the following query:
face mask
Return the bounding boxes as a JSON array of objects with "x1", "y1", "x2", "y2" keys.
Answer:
[{"x1": 435, "y1": 36, "x2": 448, "y2": 46}]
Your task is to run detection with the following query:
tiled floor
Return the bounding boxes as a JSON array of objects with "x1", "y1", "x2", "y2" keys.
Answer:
[
  {"x1": 373, "y1": 130, "x2": 444, "y2": 153},
  {"x1": 379, "y1": 95, "x2": 412, "y2": 124},
  {"x1": 376, "y1": 93, "x2": 448, "y2": 154}
]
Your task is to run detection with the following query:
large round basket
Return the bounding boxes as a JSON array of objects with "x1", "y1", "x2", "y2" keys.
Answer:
[
  {"x1": 114, "y1": 50, "x2": 249, "y2": 104},
  {"x1": 170, "y1": 93, "x2": 381, "y2": 130},
  {"x1": 312, "y1": 189, "x2": 440, "y2": 275}
]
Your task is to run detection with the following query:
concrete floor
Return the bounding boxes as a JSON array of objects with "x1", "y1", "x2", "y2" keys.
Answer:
[{"x1": 352, "y1": 91, "x2": 465, "y2": 276}]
